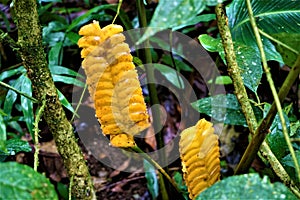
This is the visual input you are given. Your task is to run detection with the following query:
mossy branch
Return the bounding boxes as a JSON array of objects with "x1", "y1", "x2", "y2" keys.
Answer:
[
  {"x1": 12, "y1": 0, "x2": 95, "y2": 199},
  {"x1": 215, "y1": 5, "x2": 258, "y2": 133}
]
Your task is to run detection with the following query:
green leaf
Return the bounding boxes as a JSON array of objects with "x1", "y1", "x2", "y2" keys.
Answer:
[
  {"x1": 265, "y1": 104, "x2": 291, "y2": 159},
  {"x1": 66, "y1": 4, "x2": 116, "y2": 32},
  {"x1": 48, "y1": 42, "x2": 63, "y2": 65},
  {"x1": 52, "y1": 74, "x2": 84, "y2": 87},
  {"x1": 0, "y1": 66, "x2": 26, "y2": 81},
  {"x1": 143, "y1": 159, "x2": 159, "y2": 199},
  {"x1": 49, "y1": 65, "x2": 83, "y2": 78},
  {"x1": 0, "y1": 114, "x2": 6, "y2": 140},
  {"x1": 20, "y1": 75, "x2": 33, "y2": 135},
  {"x1": 272, "y1": 33, "x2": 300, "y2": 67},
  {"x1": 161, "y1": 55, "x2": 193, "y2": 72},
  {"x1": 191, "y1": 94, "x2": 262, "y2": 126},
  {"x1": 0, "y1": 162, "x2": 58, "y2": 199},
  {"x1": 196, "y1": 173, "x2": 297, "y2": 199},
  {"x1": 66, "y1": 31, "x2": 80, "y2": 44},
  {"x1": 208, "y1": 76, "x2": 232, "y2": 85},
  {"x1": 153, "y1": 64, "x2": 184, "y2": 89},
  {"x1": 139, "y1": 0, "x2": 223, "y2": 43},
  {"x1": 199, "y1": 34, "x2": 262, "y2": 92},
  {"x1": 227, "y1": 0, "x2": 300, "y2": 63},
  {"x1": 173, "y1": 172, "x2": 189, "y2": 200},
  {"x1": 0, "y1": 138, "x2": 31, "y2": 156},
  {"x1": 57, "y1": 89, "x2": 78, "y2": 117},
  {"x1": 3, "y1": 75, "x2": 24, "y2": 116},
  {"x1": 281, "y1": 151, "x2": 300, "y2": 184}
]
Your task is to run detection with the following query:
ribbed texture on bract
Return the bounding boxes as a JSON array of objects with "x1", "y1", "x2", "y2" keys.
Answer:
[
  {"x1": 78, "y1": 21, "x2": 150, "y2": 147},
  {"x1": 179, "y1": 119, "x2": 220, "y2": 199}
]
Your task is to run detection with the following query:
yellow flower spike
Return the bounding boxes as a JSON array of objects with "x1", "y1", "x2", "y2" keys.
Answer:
[
  {"x1": 78, "y1": 20, "x2": 102, "y2": 36},
  {"x1": 179, "y1": 119, "x2": 220, "y2": 200},
  {"x1": 78, "y1": 21, "x2": 150, "y2": 147}
]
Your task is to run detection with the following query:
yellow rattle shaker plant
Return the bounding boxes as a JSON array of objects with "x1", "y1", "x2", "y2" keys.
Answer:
[
  {"x1": 179, "y1": 119, "x2": 220, "y2": 199},
  {"x1": 77, "y1": 21, "x2": 150, "y2": 147}
]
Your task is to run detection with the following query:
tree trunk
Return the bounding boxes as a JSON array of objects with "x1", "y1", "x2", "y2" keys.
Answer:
[{"x1": 12, "y1": 0, "x2": 95, "y2": 199}]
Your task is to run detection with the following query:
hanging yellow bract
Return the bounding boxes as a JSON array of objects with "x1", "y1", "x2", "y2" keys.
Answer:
[
  {"x1": 78, "y1": 21, "x2": 150, "y2": 147},
  {"x1": 179, "y1": 119, "x2": 220, "y2": 199}
]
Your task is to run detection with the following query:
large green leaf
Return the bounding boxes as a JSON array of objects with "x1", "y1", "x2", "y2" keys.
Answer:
[
  {"x1": 199, "y1": 34, "x2": 262, "y2": 92},
  {"x1": 227, "y1": 0, "x2": 300, "y2": 63},
  {"x1": 139, "y1": 0, "x2": 225, "y2": 43},
  {"x1": 272, "y1": 33, "x2": 300, "y2": 67},
  {"x1": 0, "y1": 162, "x2": 58, "y2": 199},
  {"x1": 196, "y1": 173, "x2": 297, "y2": 199},
  {"x1": 191, "y1": 94, "x2": 262, "y2": 126}
]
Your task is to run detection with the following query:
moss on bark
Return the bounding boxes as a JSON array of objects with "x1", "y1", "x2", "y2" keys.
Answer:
[{"x1": 12, "y1": 0, "x2": 95, "y2": 199}]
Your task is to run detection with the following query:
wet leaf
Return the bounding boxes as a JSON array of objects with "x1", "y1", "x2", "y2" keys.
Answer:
[
  {"x1": 139, "y1": 0, "x2": 225, "y2": 43},
  {"x1": 199, "y1": 34, "x2": 262, "y2": 92},
  {"x1": 0, "y1": 138, "x2": 31, "y2": 156},
  {"x1": 191, "y1": 94, "x2": 262, "y2": 126},
  {"x1": 196, "y1": 173, "x2": 297, "y2": 199},
  {"x1": 0, "y1": 162, "x2": 58, "y2": 199}
]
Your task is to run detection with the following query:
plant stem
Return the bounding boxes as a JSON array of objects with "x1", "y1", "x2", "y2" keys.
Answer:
[
  {"x1": 33, "y1": 98, "x2": 46, "y2": 171},
  {"x1": 71, "y1": 83, "x2": 87, "y2": 122},
  {"x1": 131, "y1": 146, "x2": 185, "y2": 200},
  {"x1": 136, "y1": 0, "x2": 169, "y2": 199},
  {"x1": 244, "y1": 0, "x2": 300, "y2": 183},
  {"x1": 112, "y1": 0, "x2": 123, "y2": 24},
  {"x1": 258, "y1": 29, "x2": 299, "y2": 54},
  {"x1": 215, "y1": 4, "x2": 258, "y2": 134},
  {"x1": 0, "y1": 81, "x2": 38, "y2": 103}
]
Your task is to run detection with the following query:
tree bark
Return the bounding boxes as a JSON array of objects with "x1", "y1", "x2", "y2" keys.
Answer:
[{"x1": 12, "y1": 0, "x2": 95, "y2": 199}]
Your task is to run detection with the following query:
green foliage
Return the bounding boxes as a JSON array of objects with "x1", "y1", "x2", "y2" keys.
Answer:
[
  {"x1": 227, "y1": 0, "x2": 300, "y2": 62},
  {"x1": 153, "y1": 64, "x2": 185, "y2": 89},
  {"x1": 272, "y1": 33, "x2": 300, "y2": 67},
  {"x1": 0, "y1": 162, "x2": 58, "y2": 199},
  {"x1": 281, "y1": 151, "x2": 300, "y2": 184},
  {"x1": 191, "y1": 94, "x2": 262, "y2": 126},
  {"x1": 139, "y1": 0, "x2": 223, "y2": 42},
  {"x1": 0, "y1": 138, "x2": 31, "y2": 161},
  {"x1": 196, "y1": 173, "x2": 297, "y2": 199},
  {"x1": 173, "y1": 172, "x2": 189, "y2": 200},
  {"x1": 199, "y1": 35, "x2": 262, "y2": 92},
  {"x1": 143, "y1": 159, "x2": 159, "y2": 199}
]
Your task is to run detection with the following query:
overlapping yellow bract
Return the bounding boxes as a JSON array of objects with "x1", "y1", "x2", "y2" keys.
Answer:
[
  {"x1": 78, "y1": 21, "x2": 150, "y2": 147},
  {"x1": 179, "y1": 119, "x2": 220, "y2": 199}
]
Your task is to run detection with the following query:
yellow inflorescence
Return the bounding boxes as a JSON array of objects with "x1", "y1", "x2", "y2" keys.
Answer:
[
  {"x1": 179, "y1": 119, "x2": 220, "y2": 199},
  {"x1": 78, "y1": 21, "x2": 150, "y2": 147}
]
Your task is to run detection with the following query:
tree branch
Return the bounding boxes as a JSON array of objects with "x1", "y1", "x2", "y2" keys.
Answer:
[{"x1": 12, "y1": 0, "x2": 95, "y2": 199}]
